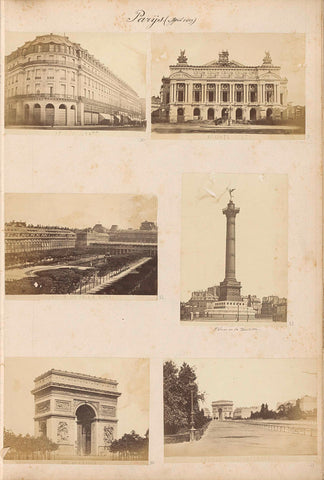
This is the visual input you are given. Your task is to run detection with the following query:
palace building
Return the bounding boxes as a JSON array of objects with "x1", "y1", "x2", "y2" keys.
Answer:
[
  {"x1": 32, "y1": 369, "x2": 121, "y2": 456},
  {"x1": 157, "y1": 49, "x2": 288, "y2": 124},
  {"x1": 5, "y1": 221, "x2": 76, "y2": 253},
  {"x1": 5, "y1": 34, "x2": 144, "y2": 126}
]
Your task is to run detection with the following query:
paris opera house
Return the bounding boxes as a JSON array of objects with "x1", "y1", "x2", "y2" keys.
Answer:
[{"x1": 156, "y1": 50, "x2": 288, "y2": 124}]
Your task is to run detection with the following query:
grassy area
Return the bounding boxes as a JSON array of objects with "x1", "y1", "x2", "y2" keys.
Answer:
[{"x1": 5, "y1": 252, "x2": 149, "y2": 295}]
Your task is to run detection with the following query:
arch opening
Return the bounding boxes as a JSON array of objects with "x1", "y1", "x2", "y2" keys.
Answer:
[
  {"x1": 193, "y1": 107, "x2": 200, "y2": 118},
  {"x1": 250, "y1": 108, "x2": 256, "y2": 122},
  {"x1": 76, "y1": 404, "x2": 96, "y2": 456},
  {"x1": 33, "y1": 103, "x2": 41, "y2": 125},
  {"x1": 177, "y1": 107, "x2": 184, "y2": 123},
  {"x1": 207, "y1": 108, "x2": 214, "y2": 120},
  {"x1": 236, "y1": 108, "x2": 243, "y2": 121}
]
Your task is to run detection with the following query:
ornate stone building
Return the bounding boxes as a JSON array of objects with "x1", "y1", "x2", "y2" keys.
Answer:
[
  {"x1": 32, "y1": 369, "x2": 121, "y2": 456},
  {"x1": 212, "y1": 400, "x2": 234, "y2": 420},
  {"x1": 5, "y1": 34, "x2": 144, "y2": 126},
  {"x1": 158, "y1": 49, "x2": 288, "y2": 123},
  {"x1": 5, "y1": 221, "x2": 76, "y2": 253}
]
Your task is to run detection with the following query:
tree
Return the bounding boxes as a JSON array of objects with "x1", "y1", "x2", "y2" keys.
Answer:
[
  {"x1": 3, "y1": 429, "x2": 58, "y2": 460},
  {"x1": 109, "y1": 430, "x2": 148, "y2": 459},
  {"x1": 163, "y1": 361, "x2": 208, "y2": 435},
  {"x1": 163, "y1": 361, "x2": 188, "y2": 434}
]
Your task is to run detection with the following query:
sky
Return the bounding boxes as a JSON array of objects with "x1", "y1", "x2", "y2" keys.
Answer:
[
  {"x1": 4, "y1": 357, "x2": 149, "y2": 438},
  {"x1": 5, "y1": 32, "x2": 147, "y2": 97},
  {"x1": 170, "y1": 358, "x2": 317, "y2": 412},
  {"x1": 151, "y1": 33, "x2": 305, "y2": 104},
  {"x1": 5, "y1": 193, "x2": 157, "y2": 230},
  {"x1": 181, "y1": 173, "x2": 288, "y2": 301}
]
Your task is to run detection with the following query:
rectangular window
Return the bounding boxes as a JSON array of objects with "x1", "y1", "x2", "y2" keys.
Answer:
[
  {"x1": 35, "y1": 83, "x2": 40, "y2": 94},
  {"x1": 250, "y1": 92, "x2": 256, "y2": 102},
  {"x1": 222, "y1": 91, "x2": 228, "y2": 102},
  {"x1": 280, "y1": 93, "x2": 283, "y2": 105},
  {"x1": 71, "y1": 86, "x2": 75, "y2": 96},
  {"x1": 35, "y1": 69, "x2": 41, "y2": 79},
  {"x1": 61, "y1": 84, "x2": 66, "y2": 94},
  {"x1": 208, "y1": 91, "x2": 214, "y2": 102},
  {"x1": 194, "y1": 91, "x2": 200, "y2": 102},
  {"x1": 266, "y1": 91, "x2": 273, "y2": 102},
  {"x1": 236, "y1": 91, "x2": 242, "y2": 102},
  {"x1": 61, "y1": 69, "x2": 66, "y2": 79},
  {"x1": 177, "y1": 91, "x2": 184, "y2": 102},
  {"x1": 49, "y1": 85, "x2": 53, "y2": 95}
]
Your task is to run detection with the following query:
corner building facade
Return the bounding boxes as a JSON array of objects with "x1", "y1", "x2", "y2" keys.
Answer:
[
  {"x1": 159, "y1": 50, "x2": 288, "y2": 123},
  {"x1": 5, "y1": 34, "x2": 144, "y2": 126}
]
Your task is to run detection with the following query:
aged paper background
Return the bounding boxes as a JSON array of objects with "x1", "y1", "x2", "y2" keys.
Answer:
[{"x1": 1, "y1": 0, "x2": 322, "y2": 479}]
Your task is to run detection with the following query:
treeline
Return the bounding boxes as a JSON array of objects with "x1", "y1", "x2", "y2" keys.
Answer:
[
  {"x1": 163, "y1": 361, "x2": 209, "y2": 435},
  {"x1": 99, "y1": 256, "x2": 157, "y2": 295},
  {"x1": 110, "y1": 430, "x2": 149, "y2": 460},
  {"x1": 4, "y1": 429, "x2": 148, "y2": 460},
  {"x1": 5, "y1": 245, "x2": 110, "y2": 268},
  {"x1": 3, "y1": 430, "x2": 58, "y2": 460},
  {"x1": 250, "y1": 400, "x2": 314, "y2": 421}
]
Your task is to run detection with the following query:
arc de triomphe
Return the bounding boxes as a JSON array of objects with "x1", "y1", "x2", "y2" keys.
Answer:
[{"x1": 32, "y1": 369, "x2": 121, "y2": 456}]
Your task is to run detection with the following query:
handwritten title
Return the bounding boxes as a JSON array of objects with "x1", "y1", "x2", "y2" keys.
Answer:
[{"x1": 128, "y1": 10, "x2": 197, "y2": 29}]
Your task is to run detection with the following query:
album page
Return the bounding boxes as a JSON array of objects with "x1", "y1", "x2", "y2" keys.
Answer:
[{"x1": 0, "y1": 1, "x2": 322, "y2": 480}]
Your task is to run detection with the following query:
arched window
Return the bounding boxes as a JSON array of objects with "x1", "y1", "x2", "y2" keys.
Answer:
[
  {"x1": 250, "y1": 108, "x2": 256, "y2": 121},
  {"x1": 193, "y1": 108, "x2": 200, "y2": 116},
  {"x1": 236, "y1": 108, "x2": 243, "y2": 121}
]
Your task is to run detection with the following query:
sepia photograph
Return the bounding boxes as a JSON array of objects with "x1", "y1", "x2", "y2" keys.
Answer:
[
  {"x1": 5, "y1": 193, "x2": 158, "y2": 296},
  {"x1": 151, "y1": 33, "x2": 305, "y2": 137},
  {"x1": 3, "y1": 357, "x2": 149, "y2": 464},
  {"x1": 5, "y1": 32, "x2": 147, "y2": 130},
  {"x1": 164, "y1": 358, "x2": 318, "y2": 460},
  {"x1": 181, "y1": 173, "x2": 287, "y2": 323}
]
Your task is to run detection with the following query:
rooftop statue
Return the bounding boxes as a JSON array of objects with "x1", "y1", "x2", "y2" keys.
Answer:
[
  {"x1": 177, "y1": 49, "x2": 188, "y2": 64},
  {"x1": 263, "y1": 51, "x2": 272, "y2": 65}
]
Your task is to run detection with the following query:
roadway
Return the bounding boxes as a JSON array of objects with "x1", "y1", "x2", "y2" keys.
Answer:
[{"x1": 165, "y1": 419, "x2": 317, "y2": 458}]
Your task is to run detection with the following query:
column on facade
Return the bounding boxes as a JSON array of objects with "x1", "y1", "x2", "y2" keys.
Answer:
[
  {"x1": 257, "y1": 83, "x2": 261, "y2": 103},
  {"x1": 244, "y1": 84, "x2": 248, "y2": 104},
  {"x1": 188, "y1": 82, "x2": 193, "y2": 104},
  {"x1": 275, "y1": 84, "x2": 278, "y2": 104},
  {"x1": 262, "y1": 84, "x2": 264, "y2": 103}
]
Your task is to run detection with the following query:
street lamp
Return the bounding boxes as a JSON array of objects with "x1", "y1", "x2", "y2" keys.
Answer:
[{"x1": 189, "y1": 384, "x2": 196, "y2": 442}]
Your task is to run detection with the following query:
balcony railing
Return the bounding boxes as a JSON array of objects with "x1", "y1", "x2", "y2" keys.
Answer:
[
  {"x1": 6, "y1": 93, "x2": 79, "y2": 101},
  {"x1": 7, "y1": 59, "x2": 77, "y2": 70}
]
